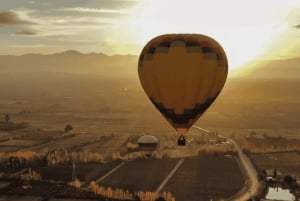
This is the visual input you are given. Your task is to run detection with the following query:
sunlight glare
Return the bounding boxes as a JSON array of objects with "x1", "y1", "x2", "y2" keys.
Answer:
[{"x1": 127, "y1": 0, "x2": 298, "y2": 70}]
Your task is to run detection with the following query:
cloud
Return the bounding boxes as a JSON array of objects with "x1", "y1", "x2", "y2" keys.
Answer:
[
  {"x1": 14, "y1": 30, "x2": 37, "y2": 35},
  {"x1": 60, "y1": 7, "x2": 129, "y2": 14},
  {"x1": 293, "y1": 24, "x2": 300, "y2": 29},
  {"x1": 8, "y1": 44, "x2": 47, "y2": 48},
  {"x1": 0, "y1": 11, "x2": 31, "y2": 25}
]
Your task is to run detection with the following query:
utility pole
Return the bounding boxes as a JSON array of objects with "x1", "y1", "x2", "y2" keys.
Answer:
[{"x1": 72, "y1": 161, "x2": 77, "y2": 183}]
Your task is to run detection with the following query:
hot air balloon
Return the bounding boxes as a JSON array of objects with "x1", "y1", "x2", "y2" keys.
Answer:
[
  {"x1": 137, "y1": 135, "x2": 158, "y2": 157},
  {"x1": 138, "y1": 34, "x2": 228, "y2": 146}
]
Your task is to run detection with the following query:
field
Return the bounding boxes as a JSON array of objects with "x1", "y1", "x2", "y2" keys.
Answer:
[
  {"x1": 0, "y1": 181, "x2": 10, "y2": 188},
  {"x1": 94, "y1": 155, "x2": 244, "y2": 201},
  {"x1": 0, "y1": 196, "x2": 41, "y2": 201},
  {"x1": 1, "y1": 180, "x2": 102, "y2": 200},
  {"x1": 35, "y1": 161, "x2": 122, "y2": 185},
  {"x1": 239, "y1": 135, "x2": 300, "y2": 153},
  {"x1": 1, "y1": 70, "x2": 300, "y2": 141},
  {"x1": 3, "y1": 154, "x2": 244, "y2": 201},
  {"x1": 0, "y1": 145, "x2": 23, "y2": 152},
  {"x1": 23, "y1": 154, "x2": 244, "y2": 201},
  {"x1": 0, "y1": 128, "x2": 128, "y2": 161},
  {"x1": 0, "y1": 139, "x2": 40, "y2": 146},
  {"x1": 249, "y1": 152, "x2": 300, "y2": 176},
  {"x1": 164, "y1": 155, "x2": 244, "y2": 201},
  {"x1": 98, "y1": 158, "x2": 180, "y2": 191},
  {"x1": 0, "y1": 129, "x2": 64, "y2": 153}
]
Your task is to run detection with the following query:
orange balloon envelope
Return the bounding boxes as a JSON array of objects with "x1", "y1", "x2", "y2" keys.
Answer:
[{"x1": 138, "y1": 34, "x2": 228, "y2": 136}]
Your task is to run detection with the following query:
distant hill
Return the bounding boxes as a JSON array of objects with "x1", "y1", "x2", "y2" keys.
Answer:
[
  {"x1": 225, "y1": 57, "x2": 300, "y2": 100},
  {"x1": 0, "y1": 50, "x2": 138, "y2": 78},
  {"x1": 1, "y1": 50, "x2": 299, "y2": 80},
  {"x1": 231, "y1": 57, "x2": 300, "y2": 79}
]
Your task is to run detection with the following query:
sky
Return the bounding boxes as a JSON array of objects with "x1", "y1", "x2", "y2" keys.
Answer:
[{"x1": 0, "y1": 0, "x2": 299, "y2": 70}]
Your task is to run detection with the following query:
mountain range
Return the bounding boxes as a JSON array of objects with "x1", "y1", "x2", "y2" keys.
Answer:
[
  {"x1": 0, "y1": 50, "x2": 137, "y2": 77},
  {"x1": 1, "y1": 50, "x2": 299, "y2": 79}
]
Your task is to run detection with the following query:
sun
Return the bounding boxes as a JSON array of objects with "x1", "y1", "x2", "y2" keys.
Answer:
[{"x1": 125, "y1": 0, "x2": 296, "y2": 71}]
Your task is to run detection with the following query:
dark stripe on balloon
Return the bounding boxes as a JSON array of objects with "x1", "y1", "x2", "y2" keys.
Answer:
[
  {"x1": 158, "y1": 41, "x2": 171, "y2": 48},
  {"x1": 149, "y1": 96, "x2": 217, "y2": 124},
  {"x1": 138, "y1": 36, "x2": 227, "y2": 68},
  {"x1": 186, "y1": 41, "x2": 201, "y2": 47}
]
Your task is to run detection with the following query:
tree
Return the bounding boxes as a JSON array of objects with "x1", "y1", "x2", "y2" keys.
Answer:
[
  {"x1": 283, "y1": 175, "x2": 294, "y2": 184},
  {"x1": 262, "y1": 169, "x2": 267, "y2": 177},
  {"x1": 249, "y1": 131, "x2": 256, "y2": 137},
  {"x1": 155, "y1": 197, "x2": 166, "y2": 201},
  {"x1": 134, "y1": 195, "x2": 141, "y2": 201},
  {"x1": 64, "y1": 124, "x2": 73, "y2": 133},
  {"x1": 73, "y1": 178, "x2": 82, "y2": 188},
  {"x1": 4, "y1": 114, "x2": 10, "y2": 122},
  {"x1": 273, "y1": 169, "x2": 277, "y2": 178}
]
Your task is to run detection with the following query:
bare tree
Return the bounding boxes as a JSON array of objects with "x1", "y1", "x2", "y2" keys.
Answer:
[
  {"x1": 64, "y1": 124, "x2": 73, "y2": 133},
  {"x1": 4, "y1": 114, "x2": 10, "y2": 122}
]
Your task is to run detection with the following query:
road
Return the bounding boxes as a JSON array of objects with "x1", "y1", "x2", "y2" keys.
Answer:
[
  {"x1": 155, "y1": 158, "x2": 185, "y2": 193},
  {"x1": 192, "y1": 126, "x2": 259, "y2": 201},
  {"x1": 94, "y1": 162, "x2": 125, "y2": 184},
  {"x1": 83, "y1": 162, "x2": 126, "y2": 189},
  {"x1": 228, "y1": 139, "x2": 259, "y2": 200}
]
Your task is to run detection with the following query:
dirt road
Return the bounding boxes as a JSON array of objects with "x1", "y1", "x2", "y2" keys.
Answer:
[
  {"x1": 228, "y1": 139, "x2": 258, "y2": 200},
  {"x1": 192, "y1": 126, "x2": 259, "y2": 201}
]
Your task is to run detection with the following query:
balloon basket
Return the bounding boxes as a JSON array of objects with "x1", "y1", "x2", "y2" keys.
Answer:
[{"x1": 177, "y1": 135, "x2": 186, "y2": 146}]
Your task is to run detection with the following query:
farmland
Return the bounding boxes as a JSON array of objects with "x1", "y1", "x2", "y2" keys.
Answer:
[
  {"x1": 249, "y1": 152, "x2": 300, "y2": 176},
  {"x1": 0, "y1": 129, "x2": 64, "y2": 153},
  {"x1": 0, "y1": 112, "x2": 246, "y2": 201},
  {"x1": 164, "y1": 155, "x2": 244, "y2": 201},
  {"x1": 1, "y1": 180, "x2": 105, "y2": 200},
  {"x1": 35, "y1": 161, "x2": 122, "y2": 185},
  {"x1": 0, "y1": 151, "x2": 245, "y2": 201},
  {"x1": 33, "y1": 154, "x2": 245, "y2": 201},
  {"x1": 98, "y1": 158, "x2": 180, "y2": 191},
  {"x1": 241, "y1": 135, "x2": 300, "y2": 153},
  {"x1": 0, "y1": 127, "x2": 126, "y2": 160}
]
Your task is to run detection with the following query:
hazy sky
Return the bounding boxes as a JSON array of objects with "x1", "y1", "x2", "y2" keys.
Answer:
[{"x1": 0, "y1": 0, "x2": 299, "y2": 69}]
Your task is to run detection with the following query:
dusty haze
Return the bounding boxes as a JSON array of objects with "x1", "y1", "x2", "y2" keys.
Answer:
[{"x1": 0, "y1": 51, "x2": 299, "y2": 138}]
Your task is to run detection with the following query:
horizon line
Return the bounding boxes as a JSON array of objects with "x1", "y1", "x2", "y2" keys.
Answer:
[{"x1": 0, "y1": 49, "x2": 138, "y2": 57}]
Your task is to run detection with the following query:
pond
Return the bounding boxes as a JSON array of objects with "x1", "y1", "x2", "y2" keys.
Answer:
[{"x1": 265, "y1": 187, "x2": 296, "y2": 201}]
